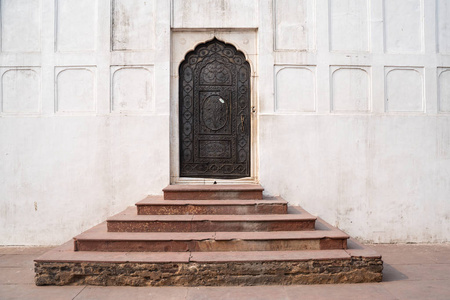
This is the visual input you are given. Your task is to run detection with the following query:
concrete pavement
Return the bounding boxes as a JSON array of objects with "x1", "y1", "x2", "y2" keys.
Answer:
[{"x1": 1, "y1": 244, "x2": 449, "y2": 300}]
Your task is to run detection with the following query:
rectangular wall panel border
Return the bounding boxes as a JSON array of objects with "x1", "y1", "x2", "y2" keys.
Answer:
[
  {"x1": 111, "y1": 0, "x2": 155, "y2": 52},
  {"x1": 54, "y1": 66, "x2": 97, "y2": 115},
  {"x1": 383, "y1": 0, "x2": 424, "y2": 54},
  {"x1": 384, "y1": 66, "x2": 425, "y2": 113},
  {"x1": 110, "y1": 65, "x2": 155, "y2": 114},
  {"x1": 0, "y1": 67, "x2": 41, "y2": 115},
  {"x1": 328, "y1": 0, "x2": 370, "y2": 53},
  {"x1": 330, "y1": 66, "x2": 372, "y2": 113},
  {"x1": 437, "y1": 0, "x2": 450, "y2": 54},
  {"x1": 171, "y1": 0, "x2": 258, "y2": 29},
  {"x1": 438, "y1": 67, "x2": 450, "y2": 113},
  {"x1": 273, "y1": 0, "x2": 316, "y2": 52},
  {"x1": 274, "y1": 65, "x2": 317, "y2": 114},
  {"x1": 55, "y1": 0, "x2": 98, "y2": 53},
  {"x1": 0, "y1": 0, "x2": 42, "y2": 53}
]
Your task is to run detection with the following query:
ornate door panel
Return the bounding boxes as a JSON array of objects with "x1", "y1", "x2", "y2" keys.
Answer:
[{"x1": 179, "y1": 38, "x2": 251, "y2": 179}]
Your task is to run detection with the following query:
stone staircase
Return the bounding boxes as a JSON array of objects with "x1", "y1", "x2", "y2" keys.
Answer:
[{"x1": 35, "y1": 185, "x2": 383, "y2": 286}]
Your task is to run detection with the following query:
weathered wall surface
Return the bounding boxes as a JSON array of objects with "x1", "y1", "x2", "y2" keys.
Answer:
[
  {"x1": 0, "y1": 0, "x2": 171, "y2": 245},
  {"x1": 258, "y1": 0, "x2": 450, "y2": 243},
  {"x1": 1, "y1": 0, "x2": 449, "y2": 244}
]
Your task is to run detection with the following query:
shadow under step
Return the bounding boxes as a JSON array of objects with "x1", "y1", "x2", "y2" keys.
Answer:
[
  {"x1": 136, "y1": 196, "x2": 288, "y2": 215},
  {"x1": 107, "y1": 207, "x2": 316, "y2": 232},
  {"x1": 162, "y1": 184, "x2": 264, "y2": 200},
  {"x1": 74, "y1": 220, "x2": 348, "y2": 252}
]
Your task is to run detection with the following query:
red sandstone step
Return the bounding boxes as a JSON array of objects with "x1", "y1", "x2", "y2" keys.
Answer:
[
  {"x1": 162, "y1": 184, "x2": 264, "y2": 200},
  {"x1": 106, "y1": 207, "x2": 316, "y2": 232},
  {"x1": 136, "y1": 196, "x2": 287, "y2": 215},
  {"x1": 34, "y1": 199, "x2": 384, "y2": 286},
  {"x1": 34, "y1": 240, "x2": 382, "y2": 286},
  {"x1": 74, "y1": 220, "x2": 348, "y2": 252},
  {"x1": 36, "y1": 237, "x2": 380, "y2": 264}
]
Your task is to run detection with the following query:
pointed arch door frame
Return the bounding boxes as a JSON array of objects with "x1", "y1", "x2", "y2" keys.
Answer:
[{"x1": 170, "y1": 31, "x2": 259, "y2": 184}]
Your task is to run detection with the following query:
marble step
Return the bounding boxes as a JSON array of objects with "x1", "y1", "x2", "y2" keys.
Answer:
[
  {"x1": 106, "y1": 207, "x2": 316, "y2": 233},
  {"x1": 136, "y1": 196, "x2": 288, "y2": 215},
  {"x1": 162, "y1": 184, "x2": 264, "y2": 200}
]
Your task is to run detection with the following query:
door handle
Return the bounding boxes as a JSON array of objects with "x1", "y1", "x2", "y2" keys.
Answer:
[{"x1": 241, "y1": 115, "x2": 245, "y2": 132}]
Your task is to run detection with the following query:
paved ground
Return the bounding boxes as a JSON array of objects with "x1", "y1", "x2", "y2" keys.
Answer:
[{"x1": 0, "y1": 244, "x2": 449, "y2": 300}]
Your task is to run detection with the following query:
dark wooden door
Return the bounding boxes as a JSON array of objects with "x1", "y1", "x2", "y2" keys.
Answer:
[{"x1": 179, "y1": 38, "x2": 251, "y2": 179}]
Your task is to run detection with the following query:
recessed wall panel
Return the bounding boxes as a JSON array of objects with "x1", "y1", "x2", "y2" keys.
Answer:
[
  {"x1": 56, "y1": 0, "x2": 96, "y2": 52},
  {"x1": 1, "y1": 0, "x2": 40, "y2": 52},
  {"x1": 111, "y1": 66, "x2": 154, "y2": 113},
  {"x1": 329, "y1": 0, "x2": 368, "y2": 52},
  {"x1": 56, "y1": 68, "x2": 95, "y2": 113},
  {"x1": 275, "y1": 67, "x2": 315, "y2": 112},
  {"x1": 438, "y1": 0, "x2": 450, "y2": 54},
  {"x1": 384, "y1": 0, "x2": 422, "y2": 53},
  {"x1": 1, "y1": 68, "x2": 40, "y2": 113},
  {"x1": 438, "y1": 69, "x2": 450, "y2": 112},
  {"x1": 172, "y1": 0, "x2": 257, "y2": 28},
  {"x1": 331, "y1": 67, "x2": 370, "y2": 112},
  {"x1": 274, "y1": 0, "x2": 315, "y2": 51},
  {"x1": 112, "y1": 0, "x2": 154, "y2": 51},
  {"x1": 386, "y1": 68, "x2": 423, "y2": 112}
]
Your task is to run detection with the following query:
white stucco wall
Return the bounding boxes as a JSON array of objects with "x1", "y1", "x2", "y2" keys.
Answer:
[
  {"x1": 0, "y1": 0, "x2": 172, "y2": 245},
  {"x1": 1, "y1": 0, "x2": 449, "y2": 245},
  {"x1": 257, "y1": 0, "x2": 450, "y2": 243}
]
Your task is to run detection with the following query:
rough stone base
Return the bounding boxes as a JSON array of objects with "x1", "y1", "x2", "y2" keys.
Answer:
[{"x1": 35, "y1": 257, "x2": 382, "y2": 286}]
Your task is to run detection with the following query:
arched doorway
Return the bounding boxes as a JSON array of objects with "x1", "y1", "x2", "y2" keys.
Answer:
[{"x1": 179, "y1": 38, "x2": 251, "y2": 179}]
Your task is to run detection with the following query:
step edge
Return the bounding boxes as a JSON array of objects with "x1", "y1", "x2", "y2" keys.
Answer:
[
  {"x1": 162, "y1": 184, "x2": 264, "y2": 192},
  {"x1": 136, "y1": 199, "x2": 288, "y2": 206},
  {"x1": 35, "y1": 249, "x2": 352, "y2": 264},
  {"x1": 74, "y1": 232, "x2": 350, "y2": 242},
  {"x1": 189, "y1": 250, "x2": 351, "y2": 263},
  {"x1": 106, "y1": 215, "x2": 318, "y2": 222}
]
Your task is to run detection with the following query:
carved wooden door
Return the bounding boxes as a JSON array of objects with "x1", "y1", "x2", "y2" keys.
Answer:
[{"x1": 179, "y1": 38, "x2": 251, "y2": 179}]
